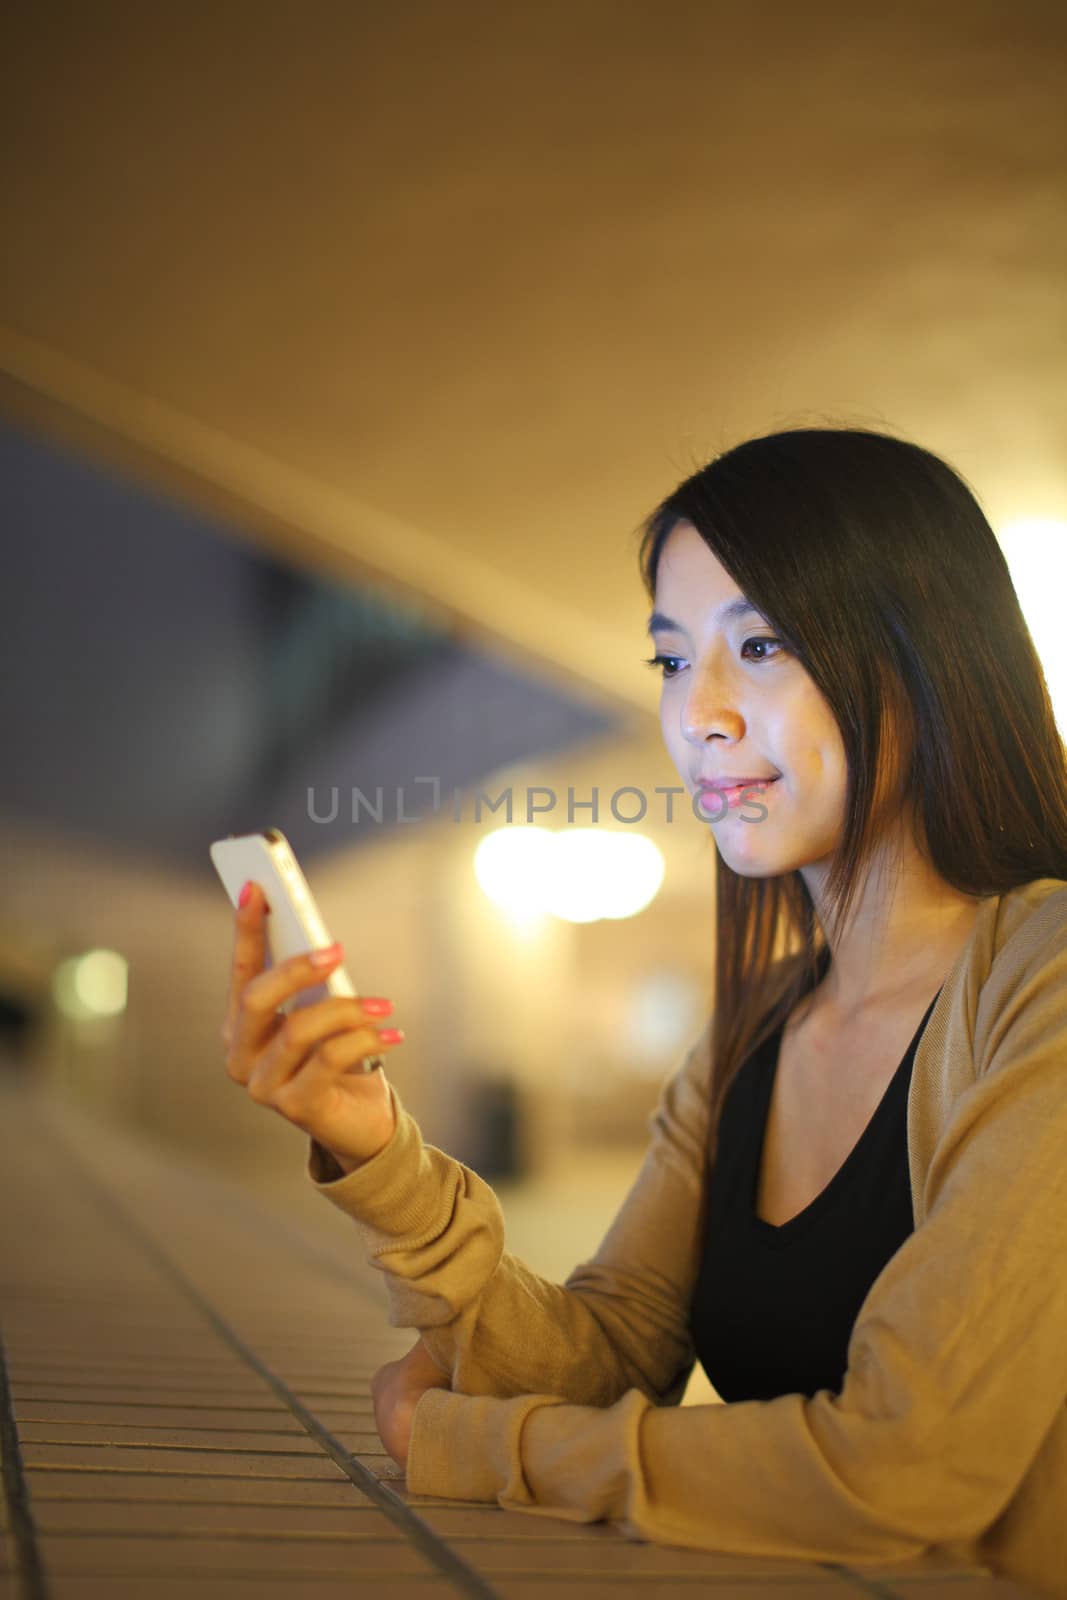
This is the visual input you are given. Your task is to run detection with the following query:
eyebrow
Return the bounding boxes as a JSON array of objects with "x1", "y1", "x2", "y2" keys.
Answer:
[{"x1": 647, "y1": 598, "x2": 761, "y2": 635}]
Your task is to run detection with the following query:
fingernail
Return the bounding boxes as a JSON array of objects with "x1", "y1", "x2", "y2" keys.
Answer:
[
  {"x1": 378, "y1": 1027, "x2": 404, "y2": 1044},
  {"x1": 362, "y1": 997, "x2": 393, "y2": 1016},
  {"x1": 238, "y1": 881, "x2": 252, "y2": 909},
  {"x1": 310, "y1": 942, "x2": 343, "y2": 967}
]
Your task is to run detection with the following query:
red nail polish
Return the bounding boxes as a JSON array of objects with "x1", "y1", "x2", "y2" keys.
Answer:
[
  {"x1": 378, "y1": 1027, "x2": 405, "y2": 1044},
  {"x1": 362, "y1": 998, "x2": 393, "y2": 1016},
  {"x1": 309, "y1": 942, "x2": 343, "y2": 967},
  {"x1": 238, "y1": 881, "x2": 252, "y2": 909}
]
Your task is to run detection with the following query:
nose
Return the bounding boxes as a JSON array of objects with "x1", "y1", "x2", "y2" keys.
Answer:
[{"x1": 680, "y1": 660, "x2": 745, "y2": 746}]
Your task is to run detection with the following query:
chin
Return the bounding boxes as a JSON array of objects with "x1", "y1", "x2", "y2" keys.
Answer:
[
  {"x1": 713, "y1": 840, "x2": 781, "y2": 878},
  {"x1": 719, "y1": 859, "x2": 775, "y2": 880}
]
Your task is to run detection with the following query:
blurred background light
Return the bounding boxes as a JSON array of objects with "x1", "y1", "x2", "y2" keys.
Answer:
[
  {"x1": 472, "y1": 825, "x2": 557, "y2": 924},
  {"x1": 52, "y1": 949, "x2": 128, "y2": 1020},
  {"x1": 625, "y1": 970, "x2": 707, "y2": 1075},
  {"x1": 546, "y1": 829, "x2": 665, "y2": 923},
  {"x1": 473, "y1": 826, "x2": 665, "y2": 924},
  {"x1": 998, "y1": 518, "x2": 1067, "y2": 737}
]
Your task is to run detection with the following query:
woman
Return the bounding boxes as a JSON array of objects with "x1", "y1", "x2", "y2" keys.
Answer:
[{"x1": 222, "y1": 426, "x2": 1067, "y2": 1598}]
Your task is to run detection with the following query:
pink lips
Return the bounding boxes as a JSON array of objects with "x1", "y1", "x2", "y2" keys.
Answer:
[
  {"x1": 697, "y1": 777, "x2": 779, "y2": 815},
  {"x1": 697, "y1": 775, "x2": 780, "y2": 791}
]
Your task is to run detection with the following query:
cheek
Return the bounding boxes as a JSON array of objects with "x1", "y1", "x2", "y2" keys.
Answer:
[
  {"x1": 772, "y1": 694, "x2": 846, "y2": 790},
  {"x1": 661, "y1": 699, "x2": 683, "y2": 757},
  {"x1": 663, "y1": 713, "x2": 700, "y2": 794},
  {"x1": 801, "y1": 736, "x2": 849, "y2": 812}
]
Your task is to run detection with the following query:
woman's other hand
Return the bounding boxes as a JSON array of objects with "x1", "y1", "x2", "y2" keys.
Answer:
[
  {"x1": 371, "y1": 1336, "x2": 452, "y2": 1471},
  {"x1": 221, "y1": 880, "x2": 402, "y2": 1171}
]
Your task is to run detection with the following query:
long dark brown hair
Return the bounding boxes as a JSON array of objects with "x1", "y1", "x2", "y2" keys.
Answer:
[{"x1": 636, "y1": 425, "x2": 1067, "y2": 1221}]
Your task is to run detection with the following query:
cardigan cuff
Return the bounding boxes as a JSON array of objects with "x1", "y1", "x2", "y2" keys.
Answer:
[
  {"x1": 405, "y1": 1386, "x2": 567, "y2": 1503},
  {"x1": 305, "y1": 1078, "x2": 439, "y2": 1235}
]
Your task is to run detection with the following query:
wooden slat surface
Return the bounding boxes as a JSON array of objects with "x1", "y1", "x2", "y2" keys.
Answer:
[{"x1": 0, "y1": 1081, "x2": 1039, "y2": 1600}]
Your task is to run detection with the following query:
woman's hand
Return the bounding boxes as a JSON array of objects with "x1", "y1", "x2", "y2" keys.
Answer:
[
  {"x1": 221, "y1": 880, "x2": 403, "y2": 1171},
  {"x1": 371, "y1": 1337, "x2": 453, "y2": 1471}
]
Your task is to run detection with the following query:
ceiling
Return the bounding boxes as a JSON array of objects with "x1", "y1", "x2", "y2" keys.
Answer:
[
  {"x1": 1, "y1": 0, "x2": 1065, "y2": 792},
  {"x1": 0, "y1": 417, "x2": 618, "y2": 869}
]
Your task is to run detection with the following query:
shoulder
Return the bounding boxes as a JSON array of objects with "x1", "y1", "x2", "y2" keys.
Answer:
[
  {"x1": 989, "y1": 875, "x2": 1067, "y2": 954},
  {"x1": 983, "y1": 876, "x2": 1067, "y2": 990},
  {"x1": 973, "y1": 877, "x2": 1067, "y2": 1070},
  {"x1": 910, "y1": 881, "x2": 1067, "y2": 1217},
  {"x1": 645, "y1": 1012, "x2": 715, "y2": 1178},
  {"x1": 945, "y1": 878, "x2": 1067, "y2": 1015}
]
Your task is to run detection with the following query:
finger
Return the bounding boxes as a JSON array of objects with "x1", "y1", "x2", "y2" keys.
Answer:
[
  {"x1": 248, "y1": 1009, "x2": 402, "y2": 1106},
  {"x1": 226, "y1": 940, "x2": 347, "y2": 1080},
  {"x1": 243, "y1": 994, "x2": 383, "y2": 1095},
  {"x1": 236, "y1": 931, "x2": 354, "y2": 1024},
  {"x1": 222, "y1": 880, "x2": 269, "y2": 1048}
]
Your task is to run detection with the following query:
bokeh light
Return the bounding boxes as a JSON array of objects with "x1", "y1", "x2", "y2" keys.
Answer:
[
  {"x1": 473, "y1": 826, "x2": 665, "y2": 923},
  {"x1": 52, "y1": 948, "x2": 128, "y2": 1020},
  {"x1": 998, "y1": 517, "x2": 1067, "y2": 737}
]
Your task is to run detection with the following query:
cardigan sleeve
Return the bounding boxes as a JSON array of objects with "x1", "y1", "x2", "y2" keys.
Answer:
[
  {"x1": 306, "y1": 1016, "x2": 713, "y2": 1405},
  {"x1": 404, "y1": 915, "x2": 1067, "y2": 1563}
]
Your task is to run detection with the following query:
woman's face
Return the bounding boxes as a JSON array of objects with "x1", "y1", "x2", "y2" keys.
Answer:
[{"x1": 651, "y1": 521, "x2": 848, "y2": 878}]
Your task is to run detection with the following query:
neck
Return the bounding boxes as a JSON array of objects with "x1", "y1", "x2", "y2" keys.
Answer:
[{"x1": 800, "y1": 828, "x2": 985, "y2": 1021}]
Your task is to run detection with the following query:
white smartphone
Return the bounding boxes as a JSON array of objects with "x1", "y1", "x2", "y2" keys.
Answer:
[{"x1": 210, "y1": 828, "x2": 384, "y2": 1067}]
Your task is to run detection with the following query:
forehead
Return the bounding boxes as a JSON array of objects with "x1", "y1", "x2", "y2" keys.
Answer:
[
  {"x1": 651, "y1": 522, "x2": 757, "y2": 630},
  {"x1": 656, "y1": 521, "x2": 739, "y2": 595}
]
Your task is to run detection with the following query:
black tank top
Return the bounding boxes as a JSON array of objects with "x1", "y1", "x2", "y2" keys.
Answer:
[{"x1": 689, "y1": 985, "x2": 942, "y2": 1403}]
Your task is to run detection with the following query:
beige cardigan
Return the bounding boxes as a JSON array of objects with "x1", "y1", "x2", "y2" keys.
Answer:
[{"x1": 309, "y1": 877, "x2": 1067, "y2": 1600}]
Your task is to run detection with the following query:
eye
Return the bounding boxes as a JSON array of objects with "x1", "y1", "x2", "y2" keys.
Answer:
[
  {"x1": 642, "y1": 653, "x2": 685, "y2": 680},
  {"x1": 740, "y1": 635, "x2": 783, "y2": 662}
]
